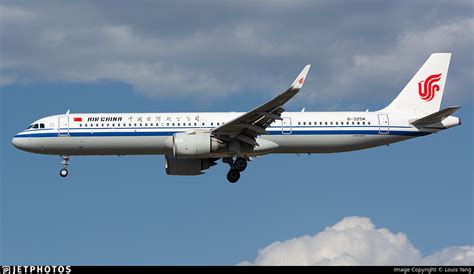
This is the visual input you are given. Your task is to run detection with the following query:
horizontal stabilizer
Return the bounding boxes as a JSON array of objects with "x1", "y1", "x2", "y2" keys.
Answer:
[{"x1": 411, "y1": 106, "x2": 460, "y2": 126}]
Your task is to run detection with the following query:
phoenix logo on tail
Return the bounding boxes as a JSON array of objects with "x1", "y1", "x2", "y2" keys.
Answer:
[{"x1": 418, "y1": 73, "x2": 442, "y2": 102}]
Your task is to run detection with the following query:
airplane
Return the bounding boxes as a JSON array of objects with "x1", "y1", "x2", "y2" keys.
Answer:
[{"x1": 12, "y1": 53, "x2": 460, "y2": 183}]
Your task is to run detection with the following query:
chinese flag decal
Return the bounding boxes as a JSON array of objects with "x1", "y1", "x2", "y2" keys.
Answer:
[{"x1": 74, "y1": 117, "x2": 82, "y2": 122}]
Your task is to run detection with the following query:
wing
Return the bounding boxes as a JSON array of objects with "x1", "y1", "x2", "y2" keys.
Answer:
[{"x1": 212, "y1": 64, "x2": 311, "y2": 148}]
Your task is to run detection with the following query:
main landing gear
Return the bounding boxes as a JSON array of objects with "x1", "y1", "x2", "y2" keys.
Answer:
[
  {"x1": 224, "y1": 157, "x2": 248, "y2": 183},
  {"x1": 59, "y1": 155, "x2": 70, "y2": 177}
]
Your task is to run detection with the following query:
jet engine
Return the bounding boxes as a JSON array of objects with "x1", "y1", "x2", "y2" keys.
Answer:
[
  {"x1": 164, "y1": 131, "x2": 225, "y2": 158},
  {"x1": 165, "y1": 155, "x2": 218, "y2": 175}
]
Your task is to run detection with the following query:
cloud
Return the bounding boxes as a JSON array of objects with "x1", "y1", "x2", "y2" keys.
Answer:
[
  {"x1": 0, "y1": 4, "x2": 35, "y2": 24},
  {"x1": 322, "y1": 18, "x2": 474, "y2": 104},
  {"x1": 239, "y1": 216, "x2": 474, "y2": 266},
  {"x1": 0, "y1": 1, "x2": 472, "y2": 106}
]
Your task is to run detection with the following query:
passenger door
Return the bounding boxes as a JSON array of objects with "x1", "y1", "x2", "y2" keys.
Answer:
[
  {"x1": 282, "y1": 117, "x2": 292, "y2": 134},
  {"x1": 378, "y1": 114, "x2": 389, "y2": 134},
  {"x1": 58, "y1": 116, "x2": 70, "y2": 136}
]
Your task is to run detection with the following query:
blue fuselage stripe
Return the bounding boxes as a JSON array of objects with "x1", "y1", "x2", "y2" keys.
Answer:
[{"x1": 14, "y1": 129, "x2": 428, "y2": 138}]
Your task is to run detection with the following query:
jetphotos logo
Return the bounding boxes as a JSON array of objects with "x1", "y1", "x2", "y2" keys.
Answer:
[
  {"x1": 2, "y1": 266, "x2": 71, "y2": 274},
  {"x1": 418, "y1": 73, "x2": 442, "y2": 102}
]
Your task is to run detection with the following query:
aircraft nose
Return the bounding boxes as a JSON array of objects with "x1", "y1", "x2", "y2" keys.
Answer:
[
  {"x1": 12, "y1": 136, "x2": 22, "y2": 149},
  {"x1": 12, "y1": 135, "x2": 28, "y2": 151}
]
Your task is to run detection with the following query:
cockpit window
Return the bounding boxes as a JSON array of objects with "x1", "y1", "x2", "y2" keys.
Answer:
[
  {"x1": 40, "y1": 123, "x2": 45, "y2": 129},
  {"x1": 27, "y1": 125, "x2": 33, "y2": 129},
  {"x1": 32, "y1": 124, "x2": 39, "y2": 129}
]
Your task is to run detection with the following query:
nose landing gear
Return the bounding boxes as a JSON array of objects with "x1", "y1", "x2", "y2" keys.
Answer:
[
  {"x1": 59, "y1": 155, "x2": 70, "y2": 177},
  {"x1": 223, "y1": 157, "x2": 248, "y2": 183},
  {"x1": 60, "y1": 168, "x2": 68, "y2": 177}
]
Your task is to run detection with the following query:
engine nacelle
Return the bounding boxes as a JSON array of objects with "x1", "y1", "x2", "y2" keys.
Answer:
[
  {"x1": 165, "y1": 155, "x2": 217, "y2": 175},
  {"x1": 164, "y1": 131, "x2": 224, "y2": 158}
]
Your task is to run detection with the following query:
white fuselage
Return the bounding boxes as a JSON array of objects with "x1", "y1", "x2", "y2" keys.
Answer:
[
  {"x1": 12, "y1": 110, "x2": 451, "y2": 157},
  {"x1": 10, "y1": 53, "x2": 461, "y2": 181}
]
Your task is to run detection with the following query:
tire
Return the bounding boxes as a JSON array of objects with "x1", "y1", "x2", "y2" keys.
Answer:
[
  {"x1": 60, "y1": 168, "x2": 68, "y2": 177},
  {"x1": 234, "y1": 158, "x2": 247, "y2": 172},
  {"x1": 227, "y1": 169, "x2": 240, "y2": 183}
]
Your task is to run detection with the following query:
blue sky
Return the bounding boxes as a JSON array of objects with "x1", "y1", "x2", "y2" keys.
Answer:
[{"x1": 1, "y1": 0, "x2": 473, "y2": 265}]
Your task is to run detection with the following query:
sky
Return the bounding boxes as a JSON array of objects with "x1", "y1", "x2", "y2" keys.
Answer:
[{"x1": 1, "y1": 0, "x2": 473, "y2": 265}]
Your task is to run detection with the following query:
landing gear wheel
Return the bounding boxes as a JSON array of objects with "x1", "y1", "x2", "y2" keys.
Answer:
[
  {"x1": 227, "y1": 169, "x2": 240, "y2": 183},
  {"x1": 60, "y1": 168, "x2": 68, "y2": 177},
  {"x1": 234, "y1": 157, "x2": 247, "y2": 172},
  {"x1": 59, "y1": 155, "x2": 70, "y2": 178}
]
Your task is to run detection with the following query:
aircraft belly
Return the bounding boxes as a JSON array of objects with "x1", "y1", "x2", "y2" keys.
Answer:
[
  {"x1": 32, "y1": 136, "x2": 169, "y2": 155},
  {"x1": 261, "y1": 134, "x2": 412, "y2": 153},
  {"x1": 28, "y1": 133, "x2": 412, "y2": 156}
]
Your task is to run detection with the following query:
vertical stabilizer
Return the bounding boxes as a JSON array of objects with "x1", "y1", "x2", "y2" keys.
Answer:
[{"x1": 382, "y1": 53, "x2": 451, "y2": 116}]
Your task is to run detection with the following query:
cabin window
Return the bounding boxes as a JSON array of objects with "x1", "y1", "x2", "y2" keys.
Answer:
[
  {"x1": 194, "y1": 123, "x2": 197, "y2": 126},
  {"x1": 357, "y1": 122, "x2": 360, "y2": 125},
  {"x1": 79, "y1": 124, "x2": 82, "y2": 127},
  {"x1": 172, "y1": 123, "x2": 175, "y2": 126},
  {"x1": 368, "y1": 121, "x2": 371, "y2": 125},
  {"x1": 308, "y1": 122, "x2": 311, "y2": 125},
  {"x1": 335, "y1": 122, "x2": 338, "y2": 125},
  {"x1": 303, "y1": 122, "x2": 306, "y2": 125}
]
